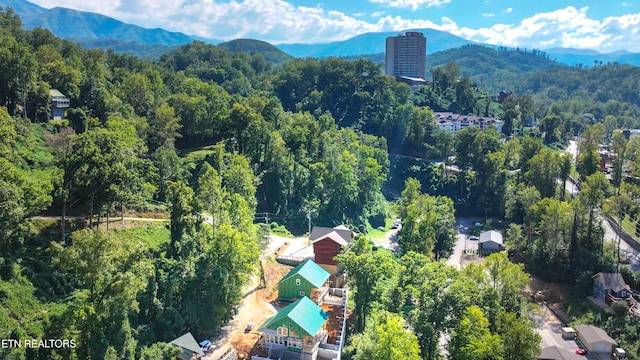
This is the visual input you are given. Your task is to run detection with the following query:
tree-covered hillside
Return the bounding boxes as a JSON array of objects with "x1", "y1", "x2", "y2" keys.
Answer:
[
  {"x1": 2, "y1": 6, "x2": 640, "y2": 359},
  {"x1": 217, "y1": 39, "x2": 294, "y2": 66}
]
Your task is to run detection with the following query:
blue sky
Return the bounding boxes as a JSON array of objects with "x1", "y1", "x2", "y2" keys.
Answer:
[{"x1": 27, "y1": 0, "x2": 640, "y2": 52}]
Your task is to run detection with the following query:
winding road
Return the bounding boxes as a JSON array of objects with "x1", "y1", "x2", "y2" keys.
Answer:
[{"x1": 564, "y1": 140, "x2": 640, "y2": 270}]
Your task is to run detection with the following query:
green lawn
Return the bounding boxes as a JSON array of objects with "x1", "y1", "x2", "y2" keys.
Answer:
[
  {"x1": 114, "y1": 225, "x2": 170, "y2": 251},
  {"x1": 178, "y1": 144, "x2": 219, "y2": 163},
  {"x1": 366, "y1": 217, "x2": 395, "y2": 240},
  {"x1": 621, "y1": 216, "x2": 639, "y2": 240}
]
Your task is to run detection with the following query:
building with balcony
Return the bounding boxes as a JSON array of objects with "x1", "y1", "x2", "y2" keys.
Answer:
[
  {"x1": 385, "y1": 32, "x2": 427, "y2": 80},
  {"x1": 49, "y1": 89, "x2": 70, "y2": 120},
  {"x1": 433, "y1": 112, "x2": 504, "y2": 133}
]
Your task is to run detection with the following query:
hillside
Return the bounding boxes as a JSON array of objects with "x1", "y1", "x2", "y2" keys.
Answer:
[
  {"x1": 217, "y1": 39, "x2": 294, "y2": 66},
  {"x1": 0, "y1": 0, "x2": 201, "y2": 46},
  {"x1": 75, "y1": 39, "x2": 177, "y2": 60},
  {"x1": 342, "y1": 45, "x2": 566, "y2": 95},
  {"x1": 545, "y1": 47, "x2": 640, "y2": 67}
]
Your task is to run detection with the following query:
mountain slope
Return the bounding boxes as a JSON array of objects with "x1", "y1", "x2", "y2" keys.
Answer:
[
  {"x1": 0, "y1": 0, "x2": 203, "y2": 46},
  {"x1": 217, "y1": 39, "x2": 294, "y2": 66},
  {"x1": 0, "y1": 0, "x2": 43, "y2": 15},
  {"x1": 276, "y1": 28, "x2": 475, "y2": 58},
  {"x1": 544, "y1": 47, "x2": 640, "y2": 66}
]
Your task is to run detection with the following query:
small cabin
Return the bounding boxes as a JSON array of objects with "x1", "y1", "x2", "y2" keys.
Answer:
[
  {"x1": 593, "y1": 272, "x2": 631, "y2": 304},
  {"x1": 50, "y1": 89, "x2": 70, "y2": 120},
  {"x1": 311, "y1": 225, "x2": 355, "y2": 275}
]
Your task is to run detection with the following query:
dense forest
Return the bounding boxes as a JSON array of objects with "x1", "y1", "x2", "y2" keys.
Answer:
[{"x1": 2, "y1": 4, "x2": 640, "y2": 359}]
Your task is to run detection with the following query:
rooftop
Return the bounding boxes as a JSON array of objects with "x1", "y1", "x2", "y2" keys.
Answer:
[
  {"x1": 168, "y1": 332, "x2": 204, "y2": 359},
  {"x1": 310, "y1": 226, "x2": 354, "y2": 245},
  {"x1": 279, "y1": 259, "x2": 330, "y2": 289},
  {"x1": 575, "y1": 324, "x2": 617, "y2": 346},
  {"x1": 539, "y1": 346, "x2": 584, "y2": 360},
  {"x1": 260, "y1": 297, "x2": 329, "y2": 338},
  {"x1": 593, "y1": 272, "x2": 628, "y2": 292},
  {"x1": 479, "y1": 230, "x2": 503, "y2": 245}
]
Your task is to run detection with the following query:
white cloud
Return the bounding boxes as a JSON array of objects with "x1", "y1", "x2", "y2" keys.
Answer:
[
  {"x1": 29, "y1": 0, "x2": 451, "y2": 44},
  {"x1": 482, "y1": 13, "x2": 495, "y2": 18},
  {"x1": 368, "y1": 0, "x2": 451, "y2": 11},
  {"x1": 449, "y1": 6, "x2": 640, "y2": 52},
  {"x1": 26, "y1": 1, "x2": 640, "y2": 52},
  {"x1": 505, "y1": 7, "x2": 513, "y2": 13}
]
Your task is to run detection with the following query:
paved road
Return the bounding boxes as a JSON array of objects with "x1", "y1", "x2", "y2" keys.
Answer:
[
  {"x1": 447, "y1": 218, "x2": 473, "y2": 269},
  {"x1": 31, "y1": 215, "x2": 169, "y2": 222},
  {"x1": 563, "y1": 140, "x2": 640, "y2": 269}
]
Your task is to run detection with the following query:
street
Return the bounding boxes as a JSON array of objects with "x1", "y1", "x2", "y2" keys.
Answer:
[
  {"x1": 564, "y1": 140, "x2": 640, "y2": 269},
  {"x1": 447, "y1": 218, "x2": 473, "y2": 269}
]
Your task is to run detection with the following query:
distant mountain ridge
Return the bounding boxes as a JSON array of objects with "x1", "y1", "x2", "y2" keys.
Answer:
[
  {"x1": 1, "y1": 0, "x2": 639, "y2": 66},
  {"x1": 275, "y1": 28, "x2": 476, "y2": 58},
  {"x1": 0, "y1": 0, "x2": 211, "y2": 46}
]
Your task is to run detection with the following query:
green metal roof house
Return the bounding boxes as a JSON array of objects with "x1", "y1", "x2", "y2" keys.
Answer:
[
  {"x1": 278, "y1": 259, "x2": 330, "y2": 303},
  {"x1": 259, "y1": 297, "x2": 329, "y2": 358}
]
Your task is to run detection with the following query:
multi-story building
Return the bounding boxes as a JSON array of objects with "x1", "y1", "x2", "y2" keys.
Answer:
[
  {"x1": 385, "y1": 31, "x2": 427, "y2": 80},
  {"x1": 433, "y1": 112, "x2": 504, "y2": 133},
  {"x1": 49, "y1": 89, "x2": 70, "y2": 120}
]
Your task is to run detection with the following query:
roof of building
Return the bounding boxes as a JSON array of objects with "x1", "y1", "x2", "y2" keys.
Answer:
[
  {"x1": 479, "y1": 230, "x2": 503, "y2": 245},
  {"x1": 168, "y1": 332, "x2": 204, "y2": 359},
  {"x1": 314, "y1": 230, "x2": 349, "y2": 246},
  {"x1": 279, "y1": 259, "x2": 330, "y2": 288},
  {"x1": 433, "y1": 112, "x2": 502, "y2": 124},
  {"x1": 539, "y1": 346, "x2": 584, "y2": 360},
  {"x1": 49, "y1": 89, "x2": 66, "y2": 98},
  {"x1": 397, "y1": 75, "x2": 426, "y2": 83},
  {"x1": 575, "y1": 324, "x2": 617, "y2": 346},
  {"x1": 260, "y1": 297, "x2": 329, "y2": 337},
  {"x1": 310, "y1": 226, "x2": 354, "y2": 245},
  {"x1": 593, "y1": 272, "x2": 628, "y2": 292}
]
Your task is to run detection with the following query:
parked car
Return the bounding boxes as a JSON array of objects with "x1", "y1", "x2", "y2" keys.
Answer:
[
  {"x1": 199, "y1": 340, "x2": 211, "y2": 352},
  {"x1": 391, "y1": 218, "x2": 402, "y2": 229},
  {"x1": 469, "y1": 236, "x2": 479, "y2": 241},
  {"x1": 474, "y1": 222, "x2": 482, "y2": 227},
  {"x1": 575, "y1": 349, "x2": 586, "y2": 355},
  {"x1": 245, "y1": 323, "x2": 254, "y2": 333}
]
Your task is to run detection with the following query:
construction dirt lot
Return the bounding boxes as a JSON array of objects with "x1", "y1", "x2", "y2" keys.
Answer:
[{"x1": 226, "y1": 247, "x2": 294, "y2": 359}]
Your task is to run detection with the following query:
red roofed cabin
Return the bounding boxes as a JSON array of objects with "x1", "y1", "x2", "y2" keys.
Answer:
[{"x1": 311, "y1": 225, "x2": 355, "y2": 276}]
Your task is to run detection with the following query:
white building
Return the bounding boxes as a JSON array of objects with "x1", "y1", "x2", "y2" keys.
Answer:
[
  {"x1": 433, "y1": 112, "x2": 504, "y2": 133},
  {"x1": 479, "y1": 230, "x2": 504, "y2": 252}
]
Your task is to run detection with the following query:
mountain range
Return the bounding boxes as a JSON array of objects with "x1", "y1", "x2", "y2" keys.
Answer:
[{"x1": 2, "y1": 0, "x2": 640, "y2": 66}]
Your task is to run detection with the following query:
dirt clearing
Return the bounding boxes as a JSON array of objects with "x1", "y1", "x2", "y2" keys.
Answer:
[{"x1": 229, "y1": 260, "x2": 292, "y2": 359}]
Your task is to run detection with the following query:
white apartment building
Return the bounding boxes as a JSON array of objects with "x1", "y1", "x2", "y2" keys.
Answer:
[{"x1": 433, "y1": 112, "x2": 504, "y2": 133}]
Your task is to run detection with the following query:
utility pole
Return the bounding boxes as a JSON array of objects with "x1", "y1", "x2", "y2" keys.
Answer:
[
  {"x1": 307, "y1": 211, "x2": 312, "y2": 246},
  {"x1": 264, "y1": 213, "x2": 270, "y2": 248}
]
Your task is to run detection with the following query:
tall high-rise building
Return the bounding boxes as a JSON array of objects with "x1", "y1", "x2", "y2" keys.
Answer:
[{"x1": 385, "y1": 32, "x2": 427, "y2": 80}]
